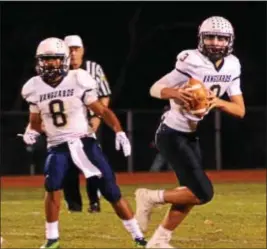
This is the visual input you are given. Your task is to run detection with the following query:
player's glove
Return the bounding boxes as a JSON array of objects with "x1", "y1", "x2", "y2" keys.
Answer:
[
  {"x1": 23, "y1": 128, "x2": 40, "y2": 145},
  {"x1": 115, "y1": 131, "x2": 131, "y2": 157}
]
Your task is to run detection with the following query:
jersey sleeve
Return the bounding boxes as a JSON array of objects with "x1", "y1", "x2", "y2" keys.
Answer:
[
  {"x1": 21, "y1": 78, "x2": 40, "y2": 113},
  {"x1": 165, "y1": 50, "x2": 196, "y2": 87},
  {"x1": 227, "y1": 59, "x2": 242, "y2": 96},
  {"x1": 76, "y1": 69, "x2": 98, "y2": 105}
]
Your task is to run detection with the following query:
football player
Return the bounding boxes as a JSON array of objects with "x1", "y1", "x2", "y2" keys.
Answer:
[
  {"x1": 135, "y1": 16, "x2": 245, "y2": 248},
  {"x1": 21, "y1": 37, "x2": 147, "y2": 249}
]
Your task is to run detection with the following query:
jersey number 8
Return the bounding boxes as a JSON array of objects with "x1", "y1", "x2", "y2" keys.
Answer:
[{"x1": 49, "y1": 100, "x2": 67, "y2": 127}]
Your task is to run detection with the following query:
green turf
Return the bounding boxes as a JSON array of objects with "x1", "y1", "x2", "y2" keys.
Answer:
[{"x1": 1, "y1": 183, "x2": 266, "y2": 248}]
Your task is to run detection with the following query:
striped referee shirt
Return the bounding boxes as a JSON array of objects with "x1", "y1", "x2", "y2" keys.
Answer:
[{"x1": 80, "y1": 60, "x2": 112, "y2": 97}]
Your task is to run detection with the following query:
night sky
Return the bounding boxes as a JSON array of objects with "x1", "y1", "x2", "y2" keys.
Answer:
[{"x1": 2, "y1": 2, "x2": 266, "y2": 111}]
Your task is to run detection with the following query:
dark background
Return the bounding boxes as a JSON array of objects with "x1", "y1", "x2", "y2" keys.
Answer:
[{"x1": 1, "y1": 2, "x2": 266, "y2": 175}]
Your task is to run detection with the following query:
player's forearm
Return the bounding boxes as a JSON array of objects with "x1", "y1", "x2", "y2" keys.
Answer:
[
  {"x1": 216, "y1": 99, "x2": 245, "y2": 118},
  {"x1": 29, "y1": 121, "x2": 43, "y2": 133},
  {"x1": 100, "y1": 108, "x2": 123, "y2": 133},
  {"x1": 29, "y1": 113, "x2": 43, "y2": 133},
  {"x1": 150, "y1": 83, "x2": 177, "y2": 99},
  {"x1": 150, "y1": 75, "x2": 176, "y2": 100},
  {"x1": 89, "y1": 97, "x2": 111, "y2": 132},
  {"x1": 27, "y1": 122, "x2": 45, "y2": 133}
]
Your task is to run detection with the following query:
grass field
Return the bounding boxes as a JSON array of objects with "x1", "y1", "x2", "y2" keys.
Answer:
[{"x1": 1, "y1": 183, "x2": 266, "y2": 248}]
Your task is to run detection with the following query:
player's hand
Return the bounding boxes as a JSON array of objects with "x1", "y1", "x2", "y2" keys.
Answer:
[
  {"x1": 115, "y1": 131, "x2": 131, "y2": 157},
  {"x1": 175, "y1": 87, "x2": 193, "y2": 107},
  {"x1": 23, "y1": 129, "x2": 40, "y2": 145},
  {"x1": 207, "y1": 90, "x2": 218, "y2": 112}
]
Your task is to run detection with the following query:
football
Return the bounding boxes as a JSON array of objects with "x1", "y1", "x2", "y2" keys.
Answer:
[{"x1": 184, "y1": 78, "x2": 209, "y2": 118}]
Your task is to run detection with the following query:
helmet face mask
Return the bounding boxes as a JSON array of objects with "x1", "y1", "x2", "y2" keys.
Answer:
[
  {"x1": 198, "y1": 16, "x2": 235, "y2": 62},
  {"x1": 201, "y1": 34, "x2": 231, "y2": 62},
  {"x1": 35, "y1": 38, "x2": 70, "y2": 84}
]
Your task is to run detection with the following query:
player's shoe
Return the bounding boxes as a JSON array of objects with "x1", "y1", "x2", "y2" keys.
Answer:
[
  {"x1": 146, "y1": 237, "x2": 174, "y2": 248},
  {"x1": 146, "y1": 241, "x2": 174, "y2": 248},
  {"x1": 134, "y1": 237, "x2": 147, "y2": 248},
  {"x1": 135, "y1": 188, "x2": 157, "y2": 232},
  {"x1": 68, "y1": 206, "x2": 82, "y2": 213},
  {"x1": 40, "y1": 239, "x2": 60, "y2": 248},
  {"x1": 66, "y1": 201, "x2": 82, "y2": 213},
  {"x1": 88, "y1": 202, "x2": 101, "y2": 213},
  {"x1": 146, "y1": 231, "x2": 175, "y2": 248}
]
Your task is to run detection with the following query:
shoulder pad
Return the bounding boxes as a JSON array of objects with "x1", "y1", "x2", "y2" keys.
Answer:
[
  {"x1": 226, "y1": 54, "x2": 241, "y2": 76},
  {"x1": 75, "y1": 69, "x2": 97, "y2": 90},
  {"x1": 175, "y1": 49, "x2": 202, "y2": 78},
  {"x1": 21, "y1": 77, "x2": 39, "y2": 104}
]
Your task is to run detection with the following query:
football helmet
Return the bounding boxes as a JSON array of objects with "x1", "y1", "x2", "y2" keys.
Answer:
[
  {"x1": 35, "y1": 37, "x2": 70, "y2": 83},
  {"x1": 198, "y1": 16, "x2": 235, "y2": 61}
]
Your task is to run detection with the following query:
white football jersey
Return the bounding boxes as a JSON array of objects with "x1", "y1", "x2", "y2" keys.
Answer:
[
  {"x1": 162, "y1": 49, "x2": 242, "y2": 132},
  {"x1": 21, "y1": 69, "x2": 98, "y2": 147}
]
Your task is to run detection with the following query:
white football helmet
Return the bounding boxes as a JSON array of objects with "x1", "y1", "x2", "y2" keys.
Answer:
[
  {"x1": 35, "y1": 37, "x2": 70, "y2": 82},
  {"x1": 198, "y1": 16, "x2": 235, "y2": 61}
]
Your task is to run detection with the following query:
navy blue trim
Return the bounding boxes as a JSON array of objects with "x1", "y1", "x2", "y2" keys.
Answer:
[
  {"x1": 28, "y1": 102, "x2": 37, "y2": 105},
  {"x1": 212, "y1": 58, "x2": 224, "y2": 72},
  {"x1": 98, "y1": 94, "x2": 112, "y2": 98},
  {"x1": 81, "y1": 89, "x2": 93, "y2": 103},
  {"x1": 175, "y1": 68, "x2": 191, "y2": 78},
  {"x1": 232, "y1": 75, "x2": 240, "y2": 81}
]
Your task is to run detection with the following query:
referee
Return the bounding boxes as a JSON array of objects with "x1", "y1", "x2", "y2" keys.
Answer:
[{"x1": 63, "y1": 35, "x2": 112, "y2": 213}]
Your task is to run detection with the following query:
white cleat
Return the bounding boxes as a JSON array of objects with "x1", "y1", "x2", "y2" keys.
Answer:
[
  {"x1": 146, "y1": 241, "x2": 175, "y2": 248},
  {"x1": 146, "y1": 236, "x2": 175, "y2": 248},
  {"x1": 146, "y1": 228, "x2": 176, "y2": 248},
  {"x1": 135, "y1": 188, "x2": 157, "y2": 232}
]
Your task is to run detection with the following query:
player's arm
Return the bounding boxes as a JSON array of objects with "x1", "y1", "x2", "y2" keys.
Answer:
[
  {"x1": 25, "y1": 120, "x2": 46, "y2": 134},
  {"x1": 79, "y1": 69, "x2": 130, "y2": 156},
  {"x1": 90, "y1": 96, "x2": 111, "y2": 132},
  {"x1": 87, "y1": 100, "x2": 131, "y2": 157},
  {"x1": 209, "y1": 92, "x2": 245, "y2": 118},
  {"x1": 150, "y1": 75, "x2": 193, "y2": 104},
  {"x1": 21, "y1": 78, "x2": 43, "y2": 144},
  {"x1": 87, "y1": 101, "x2": 121, "y2": 133},
  {"x1": 150, "y1": 51, "x2": 194, "y2": 104},
  {"x1": 29, "y1": 112, "x2": 43, "y2": 133},
  {"x1": 209, "y1": 68, "x2": 245, "y2": 118}
]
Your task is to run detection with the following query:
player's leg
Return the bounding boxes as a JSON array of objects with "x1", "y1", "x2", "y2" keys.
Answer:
[
  {"x1": 81, "y1": 137, "x2": 147, "y2": 247},
  {"x1": 136, "y1": 124, "x2": 214, "y2": 248},
  {"x1": 40, "y1": 146, "x2": 71, "y2": 249},
  {"x1": 86, "y1": 176, "x2": 101, "y2": 213},
  {"x1": 149, "y1": 152, "x2": 166, "y2": 172},
  {"x1": 63, "y1": 164, "x2": 83, "y2": 212}
]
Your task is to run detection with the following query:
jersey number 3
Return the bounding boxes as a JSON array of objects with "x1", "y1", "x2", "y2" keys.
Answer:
[
  {"x1": 49, "y1": 100, "x2": 67, "y2": 127},
  {"x1": 210, "y1": 85, "x2": 221, "y2": 97}
]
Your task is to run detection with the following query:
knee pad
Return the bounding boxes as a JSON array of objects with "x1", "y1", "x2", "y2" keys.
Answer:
[{"x1": 100, "y1": 179, "x2": 122, "y2": 203}]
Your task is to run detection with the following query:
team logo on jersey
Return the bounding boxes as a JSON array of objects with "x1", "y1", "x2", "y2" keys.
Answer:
[
  {"x1": 39, "y1": 89, "x2": 74, "y2": 102},
  {"x1": 203, "y1": 75, "x2": 231, "y2": 83}
]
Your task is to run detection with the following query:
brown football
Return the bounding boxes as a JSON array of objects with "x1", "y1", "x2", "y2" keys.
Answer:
[{"x1": 184, "y1": 78, "x2": 209, "y2": 118}]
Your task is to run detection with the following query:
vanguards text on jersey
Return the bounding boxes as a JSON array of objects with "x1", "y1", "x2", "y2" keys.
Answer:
[
  {"x1": 39, "y1": 89, "x2": 74, "y2": 102},
  {"x1": 203, "y1": 75, "x2": 231, "y2": 83}
]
